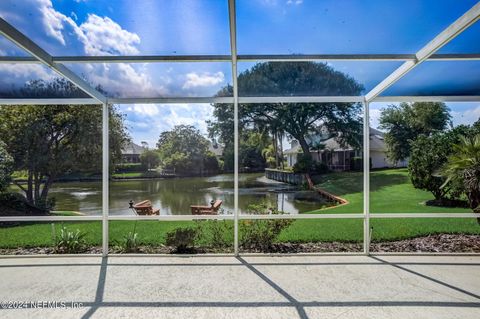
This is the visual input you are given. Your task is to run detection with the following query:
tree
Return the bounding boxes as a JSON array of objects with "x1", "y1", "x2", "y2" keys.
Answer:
[
  {"x1": 140, "y1": 150, "x2": 161, "y2": 170},
  {"x1": 157, "y1": 125, "x2": 219, "y2": 174},
  {"x1": 441, "y1": 134, "x2": 480, "y2": 214},
  {"x1": 0, "y1": 141, "x2": 13, "y2": 192},
  {"x1": 408, "y1": 131, "x2": 463, "y2": 201},
  {"x1": 379, "y1": 102, "x2": 451, "y2": 163},
  {"x1": 209, "y1": 62, "x2": 364, "y2": 165},
  {"x1": 0, "y1": 80, "x2": 128, "y2": 210}
]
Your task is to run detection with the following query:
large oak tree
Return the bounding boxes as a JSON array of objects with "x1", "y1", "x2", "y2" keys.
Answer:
[
  {"x1": 209, "y1": 62, "x2": 364, "y2": 164},
  {"x1": 0, "y1": 79, "x2": 128, "y2": 211}
]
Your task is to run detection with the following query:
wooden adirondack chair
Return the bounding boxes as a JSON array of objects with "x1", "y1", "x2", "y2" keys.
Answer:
[
  {"x1": 131, "y1": 200, "x2": 160, "y2": 215},
  {"x1": 190, "y1": 199, "x2": 223, "y2": 215}
]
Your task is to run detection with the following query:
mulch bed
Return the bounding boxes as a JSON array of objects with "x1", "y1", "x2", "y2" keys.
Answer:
[{"x1": 1, "y1": 234, "x2": 479, "y2": 255}]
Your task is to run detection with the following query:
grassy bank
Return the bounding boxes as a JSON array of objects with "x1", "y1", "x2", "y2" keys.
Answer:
[
  {"x1": 1, "y1": 218, "x2": 480, "y2": 249},
  {"x1": 1, "y1": 168, "x2": 479, "y2": 250},
  {"x1": 308, "y1": 168, "x2": 471, "y2": 214}
]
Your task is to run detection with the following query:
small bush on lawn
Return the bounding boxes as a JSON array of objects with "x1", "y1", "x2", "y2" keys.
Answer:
[
  {"x1": 196, "y1": 220, "x2": 233, "y2": 249},
  {"x1": 165, "y1": 227, "x2": 198, "y2": 253},
  {"x1": 240, "y1": 202, "x2": 293, "y2": 252},
  {"x1": 54, "y1": 225, "x2": 87, "y2": 253}
]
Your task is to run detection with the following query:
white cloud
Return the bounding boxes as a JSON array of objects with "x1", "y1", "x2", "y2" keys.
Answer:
[
  {"x1": 182, "y1": 72, "x2": 225, "y2": 89},
  {"x1": 451, "y1": 105, "x2": 480, "y2": 126},
  {"x1": 0, "y1": 64, "x2": 56, "y2": 87},
  {"x1": 79, "y1": 14, "x2": 140, "y2": 55},
  {"x1": 121, "y1": 104, "x2": 214, "y2": 147},
  {"x1": 131, "y1": 104, "x2": 160, "y2": 116},
  {"x1": 0, "y1": 0, "x2": 226, "y2": 98}
]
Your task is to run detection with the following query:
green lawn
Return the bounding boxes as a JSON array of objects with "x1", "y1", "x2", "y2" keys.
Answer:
[
  {"x1": 1, "y1": 168, "x2": 479, "y2": 250},
  {"x1": 308, "y1": 168, "x2": 470, "y2": 214}
]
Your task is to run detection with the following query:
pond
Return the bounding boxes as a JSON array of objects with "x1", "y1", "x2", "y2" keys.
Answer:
[{"x1": 46, "y1": 173, "x2": 329, "y2": 215}]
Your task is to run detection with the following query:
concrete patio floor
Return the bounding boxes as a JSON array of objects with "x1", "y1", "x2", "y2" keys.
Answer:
[{"x1": 0, "y1": 255, "x2": 479, "y2": 319}]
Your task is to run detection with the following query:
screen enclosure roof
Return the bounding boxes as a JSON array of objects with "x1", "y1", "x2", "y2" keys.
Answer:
[{"x1": 0, "y1": 0, "x2": 479, "y2": 105}]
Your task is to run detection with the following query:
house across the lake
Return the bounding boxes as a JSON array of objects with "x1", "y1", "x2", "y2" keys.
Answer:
[
  {"x1": 121, "y1": 141, "x2": 146, "y2": 163},
  {"x1": 284, "y1": 127, "x2": 408, "y2": 171}
]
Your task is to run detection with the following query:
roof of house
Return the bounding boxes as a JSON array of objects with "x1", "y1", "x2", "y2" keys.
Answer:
[
  {"x1": 121, "y1": 141, "x2": 146, "y2": 155},
  {"x1": 208, "y1": 142, "x2": 224, "y2": 157}
]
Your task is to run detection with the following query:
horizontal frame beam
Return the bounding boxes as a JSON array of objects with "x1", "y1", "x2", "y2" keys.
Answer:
[
  {"x1": 108, "y1": 97, "x2": 234, "y2": 104},
  {"x1": 1, "y1": 95, "x2": 480, "y2": 105},
  {"x1": 0, "y1": 98, "x2": 100, "y2": 105},
  {"x1": 238, "y1": 96, "x2": 364, "y2": 103},
  {"x1": 1, "y1": 54, "x2": 480, "y2": 64},
  {"x1": 2, "y1": 213, "x2": 480, "y2": 223}
]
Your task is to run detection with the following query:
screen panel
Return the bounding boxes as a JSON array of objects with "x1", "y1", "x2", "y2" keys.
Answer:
[
  {"x1": 0, "y1": 0, "x2": 230, "y2": 56},
  {"x1": 65, "y1": 62, "x2": 232, "y2": 98},
  {"x1": 237, "y1": 0, "x2": 478, "y2": 55},
  {"x1": 381, "y1": 61, "x2": 480, "y2": 96}
]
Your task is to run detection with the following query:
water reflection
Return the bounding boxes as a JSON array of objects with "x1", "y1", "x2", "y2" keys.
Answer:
[{"x1": 45, "y1": 173, "x2": 327, "y2": 215}]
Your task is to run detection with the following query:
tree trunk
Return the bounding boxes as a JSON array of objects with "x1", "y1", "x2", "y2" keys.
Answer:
[
  {"x1": 26, "y1": 170, "x2": 33, "y2": 204},
  {"x1": 273, "y1": 131, "x2": 279, "y2": 168},
  {"x1": 279, "y1": 131, "x2": 284, "y2": 169},
  {"x1": 298, "y1": 137, "x2": 312, "y2": 160},
  {"x1": 40, "y1": 178, "x2": 52, "y2": 204}
]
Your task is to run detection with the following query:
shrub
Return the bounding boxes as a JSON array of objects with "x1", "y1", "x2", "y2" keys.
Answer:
[
  {"x1": 311, "y1": 162, "x2": 329, "y2": 174},
  {"x1": 292, "y1": 154, "x2": 312, "y2": 173},
  {"x1": 196, "y1": 220, "x2": 233, "y2": 249},
  {"x1": 409, "y1": 131, "x2": 466, "y2": 202},
  {"x1": 115, "y1": 163, "x2": 143, "y2": 173},
  {"x1": 0, "y1": 141, "x2": 13, "y2": 192},
  {"x1": 54, "y1": 225, "x2": 87, "y2": 253},
  {"x1": 140, "y1": 150, "x2": 161, "y2": 171},
  {"x1": 122, "y1": 231, "x2": 139, "y2": 253},
  {"x1": 165, "y1": 227, "x2": 198, "y2": 253},
  {"x1": 240, "y1": 202, "x2": 293, "y2": 252}
]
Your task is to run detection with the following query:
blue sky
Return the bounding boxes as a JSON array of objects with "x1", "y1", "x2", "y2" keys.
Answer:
[{"x1": 0, "y1": 0, "x2": 479, "y2": 145}]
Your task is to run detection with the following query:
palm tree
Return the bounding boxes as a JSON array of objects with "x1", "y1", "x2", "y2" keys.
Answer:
[{"x1": 441, "y1": 134, "x2": 480, "y2": 216}]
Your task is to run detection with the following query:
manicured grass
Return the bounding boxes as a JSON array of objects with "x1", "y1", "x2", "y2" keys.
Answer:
[
  {"x1": 308, "y1": 168, "x2": 470, "y2": 214},
  {"x1": 1, "y1": 168, "x2": 479, "y2": 250},
  {"x1": 112, "y1": 171, "x2": 161, "y2": 179},
  {"x1": 2, "y1": 218, "x2": 478, "y2": 249}
]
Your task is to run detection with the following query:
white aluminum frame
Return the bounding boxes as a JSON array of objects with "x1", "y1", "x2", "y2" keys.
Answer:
[{"x1": 1, "y1": 0, "x2": 480, "y2": 256}]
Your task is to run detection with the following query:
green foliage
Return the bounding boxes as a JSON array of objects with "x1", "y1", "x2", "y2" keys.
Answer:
[
  {"x1": 379, "y1": 102, "x2": 451, "y2": 162},
  {"x1": 312, "y1": 162, "x2": 330, "y2": 174},
  {"x1": 140, "y1": 150, "x2": 161, "y2": 170},
  {"x1": 409, "y1": 132, "x2": 463, "y2": 201},
  {"x1": 54, "y1": 225, "x2": 87, "y2": 253},
  {"x1": 195, "y1": 220, "x2": 233, "y2": 249},
  {"x1": 115, "y1": 163, "x2": 143, "y2": 173},
  {"x1": 441, "y1": 134, "x2": 480, "y2": 213},
  {"x1": 0, "y1": 82, "x2": 128, "y2": 209},
  {"x1": 157, "y1": 125, "x2": 219, "y2": 175},
  {"x1": 0, "y1": 141, "x2": 13, "y2": 192},
  {"x1": 262, "y1": 144, "x2": 277, "y2": 168},
  {"x1": 209, "y1": 62, "x2": 363, "y2": 165},
  {"x1": 240, "y1": 202, "x2": 293, "y2": 251},
  {"x1": 292, "y1": 153, "x2": 313, "y2": 173},
  {"x1": 121, "y1": 231, "x2": 139, "y2": 253},
  {"x1": 0, "y1": 192, "x2": 28, "y2": 214},
  {"x1": 165, "y1": 227, "x2": 198, "y2": 253}
]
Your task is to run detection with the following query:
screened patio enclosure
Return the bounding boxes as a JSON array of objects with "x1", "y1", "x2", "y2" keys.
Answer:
[{"x1": 0, "y1": 0, "x2": 479, "y2": 256}]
